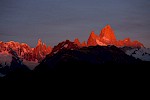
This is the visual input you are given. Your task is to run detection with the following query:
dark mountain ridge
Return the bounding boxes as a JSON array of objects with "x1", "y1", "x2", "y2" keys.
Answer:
[
  {"x1": 1, "y1": 40, "x2": 149, "y2": 81},
  {"x1": 33, "y1": 40, "x2": 145, "y2": 79}
]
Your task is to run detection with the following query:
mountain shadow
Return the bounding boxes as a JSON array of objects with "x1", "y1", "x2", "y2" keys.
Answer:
[{"x1": 33, "y1": 43, "x2": 147, "y2": 80}]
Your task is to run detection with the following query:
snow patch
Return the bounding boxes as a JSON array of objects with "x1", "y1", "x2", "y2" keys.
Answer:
[
  {"x1": 53, "y1": 50, "x2": 59, "y2": 54},
  {"x1": 64, "y1": 44, "x2": 68, "y2": 48},
  {"x1": 126, "y1": 48, "x2": 150, "y2": 61},
  {"x1": 0, "y1": 52, "x2": 12, "y2": 67},
  {"x1": 23, "y1": 48, "x2": 27, "y2": 53},
  {"x1": 96, "y1": 39, "x2": 107, "y2": 46},
  {"x1": 103, "y1": 37, "x2": 110, "y2": 41},
  {"x1": 23, "y1": 60, "x2": 39, "y2": 70}
]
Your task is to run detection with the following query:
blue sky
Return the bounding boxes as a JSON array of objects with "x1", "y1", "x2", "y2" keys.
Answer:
[{"x1": 0, "y1": 0, "x2": 150, "y2": 47}]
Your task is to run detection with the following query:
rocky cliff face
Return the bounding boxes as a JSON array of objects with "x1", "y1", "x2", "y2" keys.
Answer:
[
  {"x1": 74, "y1": 38, "x2": 81, "y2": 47},
  {"x1": 99, "y1": 25, "x2": 117, "y2": 44},
  {"x1": 49, "y1": 40, "x2": 79, "y2": 57},
  {"x1": 35, "y1": 45, "x2": 142, "y2": 74},
  {"x1": 87, "y1": 31, "x2": 100, "y2": 46},
  {"x1": 0, "y1": 39, "x2": 52, "y2": 62},
  {"x1": 33, "y1": 39, "x2": 52, "y2": 62},
  {"x1": 74, "y1": 38, "x2": 87, "y2": 47},
  {"x1": 87, "y1": 25, "x2": 144, "y2": 48},
  {"x1": 0, "y1": 24, "x2": 144, "y2": 63}
]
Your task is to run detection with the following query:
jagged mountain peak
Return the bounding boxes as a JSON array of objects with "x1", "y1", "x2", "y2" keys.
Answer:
[
  {"x1": 86, "y1": 24, "x2": 144, "y2": 48},
  {"x1": 56, "y1": 40, "x2": 78, "y2": 50},
  {"x1": 132, "y1": 40, "x2": 144, "y2": 48},
  {"x1": 87, "y1": 31, "x2": 99, "y2": 46},
  {"x1": 74, "y1": 38, "x2": 81, "y2": 46},
  {"x1": 74, "y1": 38, "x2": 87, "y2": 47},
  {"x1": 104, "y1": 24, "x2": 111, "y2": 29},
  {"x1": 37, "y1": 38, "x2": 42, "y2": 46},
  {"x1": 100, "y1": 25, "x2": 116, "y2": 43},
  {"x1": 0, "y1": 39, "x2": 52, "y2": 62},
  {"x1": 90, "y1": 31, "x2": 98, "y2": 39},
  {"x1": 35, "y1": 45, "x2": 143, "y2": 73},
  {"x1": 49, "y1": 40, "x2": 79, "y2": 56},
  {"x1": 0, "y1": 25, "x2": 145, "y2": 64}
]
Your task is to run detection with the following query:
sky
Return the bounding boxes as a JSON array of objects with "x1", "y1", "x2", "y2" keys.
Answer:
[{"x1": 0, "y1": 0, "x2": 150, "y2": 47}]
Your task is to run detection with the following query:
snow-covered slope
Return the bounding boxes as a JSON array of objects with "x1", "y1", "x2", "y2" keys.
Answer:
[
  {"x1": 0, "y1": 39, "x2": 51, "y2": 73},
  {"x1": 0, "y1": 39, "x2": 52, "y2": 62},
  {"x1": 0, "y1": 51, "x2": 39, "y2": 71},
  {"x1": 96, "y1": 39, "x2": 107, "y2": 46},
  {"x1": 0, "y1": 51, "x2": 12, "y2": 67},
  {"x1": 23, "y1": 60, "x2": 39, "y2": 70},
  {"x1": 0, "y1": 49, "x2": 26, "y2": 77},
  {"x1": 125, "y1": 48, "x2": 150, "y2": 61}
]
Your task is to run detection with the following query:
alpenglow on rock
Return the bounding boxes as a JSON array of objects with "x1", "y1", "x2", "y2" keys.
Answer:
[
  {"x1": 0, "y1": 39, "x2": 52, "y2": 62},
  {"x1": 87, "y1": 24, "x2": 144, "y2": 48},
  {"x1": 87, "y1": 31, "x2": 100, "y2": 46},
  {"x1": 99, "y1": 24, "x2": 117, "y2": 44}
]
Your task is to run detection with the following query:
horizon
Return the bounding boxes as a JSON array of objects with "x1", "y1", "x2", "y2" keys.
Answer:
[
  {"x1": 0, "y1": 24, "x2": 149, "y2": 48},
  {"x1": 0, "y1": 0, "x2": 150, "y2": 48}
]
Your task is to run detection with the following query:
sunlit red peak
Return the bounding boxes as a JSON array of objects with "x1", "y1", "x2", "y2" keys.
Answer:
[
  {"x1": 48, "y1": 40, "x2": 79, "y2": 56},
  {"x1": 100, "y1": 24, "x2": 116, "y2": 42},
  {"x1": 105, "y1": 24, "x2": 111, "y2": 28},
  {"x1": 86, "y1": 24, "x2": 144, "y2": 48},
  {"x1": 90, "y1": 31, "x2": 98, "y2": 38},
  {"x1": 74, "y1": 38, "x2": 81, "y2": 46},
  {"x1": 87, "y1": 31, "x2": 99, "y2": 46},
  {"x1": 37, "y1": 38, "x2": 42, "y2": 45},
  {"x1": 74, "y1": 38, "x2": 87, "y2": 47},
  {"x1": 132, "y1": 40, "x2": 144, "y2": 48}
]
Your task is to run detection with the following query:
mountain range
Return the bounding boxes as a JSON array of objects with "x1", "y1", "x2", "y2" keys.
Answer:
[
  {"x1": 0, "y1": 39, "x2": 52, "y2": 62},
  {"x1": 35, "y1": 40, "x2": 142, "y2": 71},
  {"x1": 0, "y1": 25, "x2": 144, "y2": 62},
  {"x1": 0, "y1": 24, "x2": 150, "y2": 80}
]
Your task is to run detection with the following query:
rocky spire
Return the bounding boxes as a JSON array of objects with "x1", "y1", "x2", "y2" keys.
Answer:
[
  {"x1": 87, "y1": 31, "x2": 99, "y2": 46},
  {"x1": 74, "y1": 38, "x2": 81, "y2": 46},
  {"x1": 37, "y1": 39, "x2": 42, "y2": 46},
  {"x1": 99, "y1": 25, "x2": 116, "y2": 44}
]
